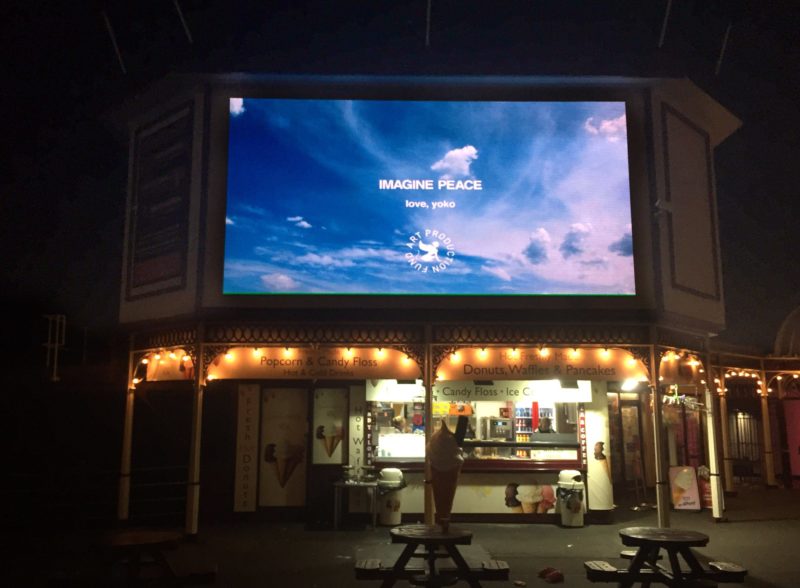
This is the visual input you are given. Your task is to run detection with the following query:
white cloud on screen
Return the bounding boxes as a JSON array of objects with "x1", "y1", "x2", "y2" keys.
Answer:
[
  {"x1": 431, "y1": 145, "x2": 478, "y2": 179},
  {"x1": 225, "y1": 217, "x2": 234, "y2": 225},
  {"x1": 230, "y1": 98, "x2": 245, "y2": 116},
  {"x1": 287, "y1": 216, "x2": 303, "y2": 222},
  {"x1": 482, "y1": 265, "x2": 512, "y2": 281},
  {"x1": 295, "y1": 220, "x2": 312, "y2": 229},
  {"x1": 260, "y1": 273, "x2": 299, "y2": 291},
  {"x1": 584, "y1": 114, "x2": 626, "y2": 142},
  {"x1": 295, "y1": 253, "x2": 356, "y2": 268}
]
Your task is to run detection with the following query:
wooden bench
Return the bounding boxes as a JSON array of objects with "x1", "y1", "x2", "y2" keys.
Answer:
[
  {"x1": 355, "y1": 544, "x2": 509, "y2": 584},
  {"x1": 707, "y1": 562, "x2": 747, "y2": 583},
  {"x1": 584, "y1": 559, "x2": 747, "y2": 585},
  {"x1": 161, "y1": 544, "x2": 218, "y2": 585}
]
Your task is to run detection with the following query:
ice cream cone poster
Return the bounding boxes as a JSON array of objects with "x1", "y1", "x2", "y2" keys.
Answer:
[
  {"x1": 259, "y1": 389, "x2": 308, "y2": 507},
  {"x1": 312, "y1": 388, "x2": 347, "y2": 464},
  {"x1": 669, "y1": 466, "x2": 701, "y2": 510},
  {"x1": 504, "y1": 482, "x2": 557, "y2": 514}
]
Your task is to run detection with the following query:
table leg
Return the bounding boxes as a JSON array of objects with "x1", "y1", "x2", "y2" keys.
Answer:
[
  {"x1": 677, "y1": 546, "x2": 707, "y2": 577},
  {"x1": 381, "y1": 542, "x2": 419, "y2": 588},
  {"x1": 621, "y1": 546, "x2": 658, "y2": 588},
  {"x1": 334, "y1": 485, "x2": 342, "y2": 530},
  {"x1": 370, "y1": 486, "x2": 377, "y2": 529},
  {"x1": 445, "y1": 544, "x2": 482, "y2": 588}
]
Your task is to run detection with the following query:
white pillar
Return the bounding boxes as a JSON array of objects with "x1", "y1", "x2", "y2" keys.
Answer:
[
  {"x1": 585, "y1": 381, "x2": 614, "y2": 512},
  {"x1": 117, "y1": 345, "x2": 137, "y2": 521},
  {"x1": 760, "y1": 364, "x2": 777, "y2": 487},
  {"x1": 423, "y1": 332, "x2": 434, "y2": 525},
  {"x1": 703, "y1": 356, "x2": 725, "y2": 520},
  {"x1": 117, "y1": 385, "x2": 135, "y2": 520},
  {"x1": 718, "y1": 384, "x2": 735, "y2": 493},
  {"x1": 650, "y1": 346, "x2": 670, "y2": 528},
  {"x1": 185, "y1": 342, "x2": 205, "y2": 535}
]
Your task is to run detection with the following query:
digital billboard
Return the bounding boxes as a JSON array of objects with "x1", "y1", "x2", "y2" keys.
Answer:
[{"x1": 223, "y1": 98, "x2": 634, "y2": 295}]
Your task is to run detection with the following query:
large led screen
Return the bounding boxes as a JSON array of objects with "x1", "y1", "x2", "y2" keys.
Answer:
[{"x1": 223, "y1": 98, "x2": 635, "y2": 295}]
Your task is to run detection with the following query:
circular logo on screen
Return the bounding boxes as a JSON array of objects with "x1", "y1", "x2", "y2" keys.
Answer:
[{"x1": 403, "y1": 229, "x2": 456, "y2": 273}]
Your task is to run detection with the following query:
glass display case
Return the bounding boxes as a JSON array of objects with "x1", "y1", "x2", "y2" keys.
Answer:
[{"x1": 369, "y1": 393, "x2": 584, "y2": 472}]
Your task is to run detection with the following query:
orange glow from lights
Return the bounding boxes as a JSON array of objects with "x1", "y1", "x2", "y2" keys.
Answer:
[
  {"x1": 569, "y1": 348, "x2": 580, "y2": 359},
  {"x1": 599, "y1": 348, "x2": 610, "y2": 359},
  {"x1": 182, "y1": 355, "x2": 190, "y2": 362},
  {"x1": 539, "y1": 348, "x2": 550, "y2": 358},
  {"x1": 450, "y1": 351, "x2": 461, "y2": 362},
  {"x1": 225, "y1": 352, "x2": 234, "y2": 361},
  {"x1": 375, "y1": 348, "x2": 385, "y2": 358},
  {"x1": 252, "y1": 348, "x2": 261, "y2": 358},
  {"x1": 478, "y1": 348, "x2": 488, "y2": 359},
  {"x1": 141, "y1": 358, "x2": 149, "y2": 364}
]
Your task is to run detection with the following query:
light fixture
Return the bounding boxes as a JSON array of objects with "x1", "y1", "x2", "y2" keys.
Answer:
[
  {"x1": 450, "y1": 351, "x2": 461, "y2": 362},
  {"x1": 168, "y1": 351, "x2": 177, "y2": 360},
  {"x1": 132, "y1": 377, "x2": 141, "y2": 385},
  {"x1": 182, "y1": 355, "x2": 190, "y2": 362},
  {"x1": 141, "y1": 358, "x2": 149, "y2": 365},
  {"x1": 539, "y1": 347, "x2": 550, "y2": 358},
  {"x1": 154, "y1": 353, "x2": 161, "y2": 360},
  {"x1": 252, "y1": 348, "x2": 261, "y2": 357}
]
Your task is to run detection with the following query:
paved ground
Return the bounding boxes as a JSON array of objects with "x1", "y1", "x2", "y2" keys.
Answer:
[
  {"x1": 200, "y1": 486, "x2": 800, "y2": 588},
  {"x1": 8, "y1": 485, "x2": 800, "y2": 586}
]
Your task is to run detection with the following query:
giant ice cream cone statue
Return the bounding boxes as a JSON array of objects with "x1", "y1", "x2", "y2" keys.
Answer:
[{"x1": 427, "y1": 418, "x2": 464, "y2": 532}]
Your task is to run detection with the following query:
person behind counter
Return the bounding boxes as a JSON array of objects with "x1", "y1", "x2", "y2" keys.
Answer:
[
  {"x1": 392, "y1": 416, "x2": 411, "y2": 433},
  {"x1": 536, "y1": 416, "x2": 555, "y2": 433}
]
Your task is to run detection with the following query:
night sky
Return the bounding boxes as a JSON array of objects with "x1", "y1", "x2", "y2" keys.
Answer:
[{"x1": 2, "y1": 0, "x2": 799, "y2": 351}]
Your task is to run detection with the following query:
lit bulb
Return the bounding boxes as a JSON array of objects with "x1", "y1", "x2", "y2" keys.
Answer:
[
  {"x1": 539, "y1": 348, "x2": 550, "y2": 358},
  {"x1": 169, "y1": 352, "x2": 177, "y2": 360},
  {"x1": 450, "y1": 351, "x2": 461, "y2": 362},
  {"x1": 182, "y1": 355, "x2": 190, "y2": 362},
  {"x1": 141, "y1": 358, "x2": 149, "y2": 365},
  {"x1": 776, "y1": 376, "x2": 783, "y2": 381},
  {"x1": 252, "y1": 348, "x2": 261, "y2": 358},
  {"x1": 132, "y1": 377, "x2": 141, "y2": 385},
  {"x1": 154, "y1": 353, "x2": 161, "y2": 360},
  {"x1": 225, "y1": 352, "x2": 234, "y2": 361}
]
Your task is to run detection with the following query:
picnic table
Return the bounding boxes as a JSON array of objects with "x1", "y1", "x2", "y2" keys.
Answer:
[
  {"x1": 584, "y1": 526, "x2": 747, "y2": 587},
  {"x1": 355, "y1": 524, "x2": 509, "y2": 587}
]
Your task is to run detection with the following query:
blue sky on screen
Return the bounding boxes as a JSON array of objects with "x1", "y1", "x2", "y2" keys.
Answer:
[{"x1": 223, "y1": 97, "x2": 634, "y2": 295}]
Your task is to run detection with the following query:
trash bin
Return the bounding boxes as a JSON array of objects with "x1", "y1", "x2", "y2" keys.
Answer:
[
  {"x1": 378, "y1": 468, "x2": 405, "y2": 526},
  {"x1": 557, "y1": 470, "x2": 585, "y2": 527}
]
